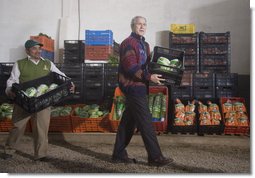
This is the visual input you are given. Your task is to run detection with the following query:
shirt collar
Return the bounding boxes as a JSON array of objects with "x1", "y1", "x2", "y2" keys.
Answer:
[
  {"x1": 27, "y1": 55, "x2": 45, "y2": 61},
  {"x1": 131, "y1": 32, "x2": 145, "y2": 42}
]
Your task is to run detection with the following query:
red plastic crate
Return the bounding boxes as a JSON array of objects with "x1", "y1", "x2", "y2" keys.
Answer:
[
  {"x1": 220, "y1": 97, "x2": 249, "y2": 135},
  {"x1": 85, "y1": 45, "x2": 113, "y2": 60},
  {"x1": 109, "y1": 86, "x2": 168, "y2": 133},
  {"x1": 49, "y1": 115, "x2": 73, "y2": 133},
  {"x1": 0, "y1": 119, "x2": 31, "y2": 132},
  {"x1": 30, "y1": 36, "x2": 54, "y2": 52},
  {"x1": 71, "y1": 104, "x2": 110, "y2": 133}
]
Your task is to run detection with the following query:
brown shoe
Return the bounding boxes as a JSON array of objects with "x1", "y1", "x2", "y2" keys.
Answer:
[{"x1": 148, "y1": 156, "x2": 173, "y2": 167}]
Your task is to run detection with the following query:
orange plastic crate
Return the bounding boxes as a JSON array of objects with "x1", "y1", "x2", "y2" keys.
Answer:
[
  {"x1": 71, "y1": 104, "x2": 110, "y2": 133},
  {"x1": 109, "y1": 86, "x2": 168, "y2": 133},
  {"x1": 220, "y1": 97, "x2": 250, "y2": 135},
  {"x1": 30, "y1": 36, "x2": 54, "y2": 52},
  {"x1": 85, "y1": 45, "x2": 112, "y2": 60},
  {"x1": 0, "y1": 118, "x2": 32, "y2": 132},
  {"x1": 49, "y1": 115, "x2": 73, "y2": 133}
]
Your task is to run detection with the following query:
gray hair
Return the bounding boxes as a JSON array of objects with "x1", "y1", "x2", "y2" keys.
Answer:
[{"x1": 130, "y1": 16, "x2": 147, "y2": 32}]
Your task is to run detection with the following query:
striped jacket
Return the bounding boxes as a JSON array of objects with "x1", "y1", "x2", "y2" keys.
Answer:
[{"x1": 118, "y1": 32, "x2": 151, "y2": 96}]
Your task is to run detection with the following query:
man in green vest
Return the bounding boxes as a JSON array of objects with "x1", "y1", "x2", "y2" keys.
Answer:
[{"x1": 2, "y1": 39, "x2": 75, "y2": 162}]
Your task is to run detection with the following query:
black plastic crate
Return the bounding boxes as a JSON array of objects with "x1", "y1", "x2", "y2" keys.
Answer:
[
  {"x1": 56, "y1": 63, "x2": 83, "y2": 79},
  {"x1": 64, "y1": 40, "x2": 85, "y2": 50},
  {"x1": 0, "y1": 63, "x2": 14, "y2": 75},
  {"x1": 170, "y1": 85, "x2": 193, "y2": 99},
  {"x1": 12, "y1": 72, "x2": 72, "y2": 113},
  {"x1": 199, "y1": 32, "x2": 230, "y2": 45},
  {"x1": 197, "y1": 98, "x2": 224, "y2": 136},
  {"x1": 169, "y1": 32, "x2": 199, "y2": 45},
  {"x1": 149, "y1": 46, "x2": 184, "y2": 85},
  {"x1": 169, "y1": 99, "x2": 197, "y2": 134},
  {"x1": 83, "y1": 85, "x2": 104, "y2": 101},
  {"x1": 216, "y1": 86, "x2": 238, "y2": 98},
  {"x1": 193, "y1": 86, "x2": 215, "y2": 99},
  {"x1": 193, "y1": 73, "x2": 215, "y2": 87},
  {"x1": 215, "y1": 73, "x2": 238, "y2": 87}
]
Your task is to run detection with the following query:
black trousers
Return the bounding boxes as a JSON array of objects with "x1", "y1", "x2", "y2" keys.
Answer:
[{"x1": 112, "y1": 94, "x2": 163, "y2": 160}]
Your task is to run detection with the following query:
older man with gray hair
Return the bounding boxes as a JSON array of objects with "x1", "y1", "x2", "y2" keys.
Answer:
[{"x1": 112, "y1": 16, "x2": 173, "y2": 167}]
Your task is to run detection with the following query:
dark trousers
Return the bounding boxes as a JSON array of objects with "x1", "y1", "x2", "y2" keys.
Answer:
[{"x1": 112, "y1": 94, "x2": 163, "y2": 160}]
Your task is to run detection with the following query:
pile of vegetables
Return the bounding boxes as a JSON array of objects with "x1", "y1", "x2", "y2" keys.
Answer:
[
  {"x1": 157, "y1": 56, "x2": 182, "y2": 72},
  {"x1": 174, "y1": 99, "x2": 196, "y2": 126},
  {"x1": 198, "y1": 101, "x2": 221, "y2": 126},
  {"x1": 51, "y1": 106, "x2": 72, "y2": 118},
  {"x1": 22, "y1": 83, "x2": 58, "y2": 98},
  {"x1": 0, "y1": 103, "x2": 13, "y2": 120},
  {"x1": 73, "y1": 104, "x2": 108, "y2": 118},
  {"x1": 149, "y1": 92, "x2": 167, "y2": 122},
  {"x1": 222, "y1": 100, "x2": 248, "y2": 126}
]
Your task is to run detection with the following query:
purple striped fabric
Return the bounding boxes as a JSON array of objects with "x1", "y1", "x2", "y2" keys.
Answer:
[{"x1": 118, "y1": 32, "x2": 151, "y2": 96}]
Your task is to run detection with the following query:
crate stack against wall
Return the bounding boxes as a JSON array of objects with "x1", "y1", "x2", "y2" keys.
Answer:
[
  {"x1": 85, "y1": 30, "x2": 113, "y2": 61},
  {"x1": 30, "y1": 34, "x2": 54, "y2": 61},
  {"x1": 199, "y1": 32, "x2": 230, "y2": 73},
  {"x1": 83, "y1": 63, "x2": 104, "y2": 104},
  {"x1": 63, "y1": 40, "x2": 85, "y2": 63},
  {"x1": 0, "y1": 63, "x2": 13, "y2": 102},
  {"x1": 104, "y1": 63, "x2": 119, "y2": 110},
  {"x1": 55, "y1": 63, "x2": 84, "y2": 104},
  {"x1": 169, "y1": 32, "x2": 199, "y2": 73}
]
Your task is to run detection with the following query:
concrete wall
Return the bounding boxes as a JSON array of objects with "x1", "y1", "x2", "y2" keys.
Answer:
[{"x1": 0, "y1": 0, "x2": 251, "y2": 74}]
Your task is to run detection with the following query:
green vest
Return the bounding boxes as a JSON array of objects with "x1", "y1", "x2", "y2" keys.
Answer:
[{"x1": 18, "y1": 58, "x2": 51, "y2": 83}]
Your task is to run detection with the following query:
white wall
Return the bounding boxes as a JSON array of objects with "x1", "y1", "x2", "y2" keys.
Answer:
[{"x1": 0, "y1": 0, "x2": 251, "y2": 74}]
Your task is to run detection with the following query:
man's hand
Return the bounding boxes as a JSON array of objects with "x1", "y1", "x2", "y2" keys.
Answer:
[
  {"x1": 6, "y1": 90, "x2": 16, "y2": 99},
  {"x1": 70, "y1": 82, "x2": 75, "y2": 93},
  {"x1": 150, "y1": 74, "x2": 165, "y2": 85}
]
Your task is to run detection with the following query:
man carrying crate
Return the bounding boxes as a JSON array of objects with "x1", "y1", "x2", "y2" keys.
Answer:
[
  {"x1": 112, "y1": 16, "x2": 173, "y2": 167},
  {"x1": 2, "y1": 39, "x2": 75, "y2": 161}
]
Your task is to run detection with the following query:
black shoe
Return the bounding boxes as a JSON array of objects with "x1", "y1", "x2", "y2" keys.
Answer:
[
  {"x1": 0, "y1": 153, "x2": 13, "y2": 160},
  {"x1": 112, "y1": 156, "x2": 137, "y2": 164},
  {"x1": 148, "y1": 156, "x2": 173, "y2": 167},
  {"x1": 34, "y1": 157, "x2": 52, "y2": 162}
]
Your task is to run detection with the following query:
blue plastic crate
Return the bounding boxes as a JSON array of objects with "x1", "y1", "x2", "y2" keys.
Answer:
[{"x1": 85, "y1": 30, "x2": 113, "y2": 46}]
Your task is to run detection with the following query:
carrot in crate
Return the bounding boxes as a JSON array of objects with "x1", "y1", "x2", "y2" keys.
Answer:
[
  {"x1": 207, "y1": 101, "x2": 219, "y2": 112},
  {"x1": 184, "y1": 111, "x2": 196, "y2": 125},
  {"x1": 222, "y1": 101, "x2": 232, "y2": 113},
  {"x1": 210, "y1": 111, "x2": 221, "y2": 125},
  {"x1": 198, "y1": 101, "x2": 207, "y2": 113},
  {"x1": 199, "y1": 112, "x2": 211, "y2": 125},
  {"x1": 185, "y1": 100, "x2": 196, "y2": 112},
  {"x1": 232, "y1": 102, "x2": 246, "y2": 112},
  {"x1": 225, "y1": 111, "x2": 238, "y2": 126},
  {"x1": 175, "y1": 98, "x2": 185, "y2": 113},
  {"x1": 236, "y1": 111, "x2": 249, "y2": 126},
  {"x1": 174, "y1": 112, "x2": 185, "y2": 126}
]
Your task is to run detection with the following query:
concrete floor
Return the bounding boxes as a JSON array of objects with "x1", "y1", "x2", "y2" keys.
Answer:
[{"x1": 0, "y1": 132, "x2": 251, "y2": 174}]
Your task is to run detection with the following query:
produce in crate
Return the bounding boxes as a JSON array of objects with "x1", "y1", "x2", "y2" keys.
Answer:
[
  {"x1": 173, "y1": 99, "x2": 196, "y2": 126},
  {"x1": 51, "y1": 106, "x2": 72, "y2": 117},
  {"x1": 0, "y1": 103, "x2": 13, "y2": 120},
  {"x1": 22, "y1": 83, "x2": 59, "y2": 98},
  {"x1": 198, "y1": 101, "x2": 207, "y2": 113},
  {"x1": 73, "y1": 104, "x2": 108, "y2": 118},
  {"x1": 157, "y1": 57, "x2": 182, "y2": 72},
  {"x1": 207, "y1": 101, "x2": 219, "y2": 112},
  {"x1": 174, "y1": 99, "x2": 185, "y2": 113}
]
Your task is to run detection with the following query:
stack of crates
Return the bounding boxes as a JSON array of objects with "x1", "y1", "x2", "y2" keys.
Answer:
[
  {"x1": 54, "y1": 63, "x2": 84, "y2": 104},
  {"x1": 169, "y1": 32, "x2": 199, "y2": 73},
  {"x1": 0, "y1": 63, "x2": 13, "y2": 102},
  {"x1": 104, "y1": 63, "x2": 119, "y2": 110},
  {"x1": 85, "y1": 30, "x2": 113, "y2": 61},
  {"x1": 215, "y1": 73, "x2": 238, "y2": 98},
  {"x1": 83, "y1": 63, "x2": 104, "y2": 104},
  {"x1": 30, "y1": 35, "x2": 54, "y2": 61},
  {"x1": 199, "y1": 32, "x2": 231, "y2": 73},
  {"x1": 193, "y1": 73, "x2": 215, "y2": 99},
  {"x1": 64, "y1": 40, "x2": 85, "y2": 63}
]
